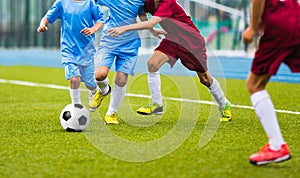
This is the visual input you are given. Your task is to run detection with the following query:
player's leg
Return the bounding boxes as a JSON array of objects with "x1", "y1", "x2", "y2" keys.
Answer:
[
  {"x1": 247, "y1": 72, "x2": 290, "y2": 165},
  {"x1": 147, "y1": 51, "x2": 167, "y2": 107},
  {"x1": 64, "y1": 63, "x2": 82, "y2": 105},
  {"x1": 69, "y1": 76, "x2": 82, "y2": 104},
  {"x1": 104, "y1": 72, "x2": 128, "y2": 124},
  {"x1": 147, "y1": 50, "x2": 169, "y2": 73},
  {"x1": 137, "y1": 51, "x2": 167, "y2": 115},
  {"x1": 89, "y1": 50, "x2": 114, "y2": 112},
  {"x1": 81, "y1": 64, "x2": 101, "y2": 107},
  {"x1": 94, "y1": 66, "x2": 111, "y2": 95},
  {"x1": 88, "y1": 66, "x2": 111, "y2": 112},
  {"x1": 103, "y1": 50, "x2": 139, "y2": 124},
  {"x1": 147, "y1": 71, "x2": 162, "y2": 106},
  {"x1": 197, "y1": 71, "x2": 231, "y2": 121}
]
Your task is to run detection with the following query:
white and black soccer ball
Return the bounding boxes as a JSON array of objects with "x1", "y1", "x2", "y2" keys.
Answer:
[{"x1": 59, "y1": 103, "x2": 90, "y2": 132}]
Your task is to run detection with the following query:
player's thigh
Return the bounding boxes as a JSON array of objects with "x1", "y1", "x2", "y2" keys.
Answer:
[
  {"x1": 147, "y1": 50, "x2": 169, "y2": 72},
  {"x1": 246, "y1": 72, "x2": 271, "y2": 94}
]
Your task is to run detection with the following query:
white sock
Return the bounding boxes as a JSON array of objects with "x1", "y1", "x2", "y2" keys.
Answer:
[
  {"x1": 96, "y1": 77, "x2": 110, "y2": 95},
  {"x1": 148, "y1": 71, "x2": 162, "y2": 106},
  {"x1": 208, "y1": 77, "x2": 227, "y2": 108},
  {"x1": 251, "y1": 90, "x2": 285, "y2": 150},
  {"x1": 106, "y1": 84, "x2": 126, "y2": 115},
  {"x1": 69, "y1": 88, "x2": 81, "y2": 104}
]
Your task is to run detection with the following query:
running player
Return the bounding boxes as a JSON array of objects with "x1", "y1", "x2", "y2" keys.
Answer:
[
  {"x1": 243, "y1": 0, "x2": 300, "y2": 165},
  {"x1": 37, "y1": 0, "x2": 104, "y2": 106},
  {"x1": 107, "y1": 0, "x2": 232, "y2": 121},
  {"x1": 89, "y1": 0, "x2": 149, "y2": 124}
]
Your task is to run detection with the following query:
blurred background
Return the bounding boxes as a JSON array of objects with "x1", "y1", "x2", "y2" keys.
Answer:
[
  {"x1": 1, "y1": 0, "x2": 300, "y2": 82},
  {"x1": 0, "y1": 0, "x2": 250, "y2": 51}
]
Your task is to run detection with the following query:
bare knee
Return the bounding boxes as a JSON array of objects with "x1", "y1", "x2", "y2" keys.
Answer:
[
  {"x1": 70, "y1": 76, "x2": 80, "y2": 82},
  {"x1": 115, "y1": 77, "x2": 127, "y2": 87},
  {"x1": 70, "y1": 76, "x2": 81, "y2": 89},
  {"x1": 95, "y1": 67, "x2": 108, "y2": 81},
  {"x1": 114, "y1": 72, "x2": 128, "y2": 87},
  {"x1": 147, "y1": 51, "x2": 168, "y2": 73},
  {"x1": 115, "y1": 80, "x2": 127, "y2": 87},
  {"x1": 147, "y1": 60, "x2": 159, "y2": 73},
  {"x1": 246, "y1": 73, "x2": 270, "y2": 94},
  {"x1": 246, "y1": 79, "x2": 261, "y2": 94}
]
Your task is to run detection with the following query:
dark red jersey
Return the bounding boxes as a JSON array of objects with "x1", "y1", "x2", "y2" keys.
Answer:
[
  {"x1": 252, "y1": 0, "x2": 300, "y2": 75},
  {"x1": 144, "y1": 0, "x2": 205, "y2": 54}
]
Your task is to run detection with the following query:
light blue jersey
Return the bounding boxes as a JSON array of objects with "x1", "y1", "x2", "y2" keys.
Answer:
[
  {"x1": 95, "y1": 0, "x2": 145, "y2": 75},
  {"x1": 45, "y1": 0, "x2": 104, "y2": 66},
  {"x1": 96, "y1": 0, "x2": 144, "y2": 48}
]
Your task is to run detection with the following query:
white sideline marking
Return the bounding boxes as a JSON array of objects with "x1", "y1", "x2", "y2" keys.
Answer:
[
  {"x1": 1, "y1": 78, "x2": 300, "y2": 115},
  {"x1": 0, "y1": 79, "x2": 69, "y2": 90}
]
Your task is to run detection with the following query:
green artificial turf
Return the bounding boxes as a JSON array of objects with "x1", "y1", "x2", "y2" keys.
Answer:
[{"x1": 0, "y1": 66, "x2": 300, "y2": 178}]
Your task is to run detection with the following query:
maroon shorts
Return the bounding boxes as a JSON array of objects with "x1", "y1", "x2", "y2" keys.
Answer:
[
  {"x1": 252, "y1": 0, "x2": 300, "y2": 75},
  {"x1": 252, "y1": 46, "x2": 300, "y2": 75},
  {"x1": 155, "y1": 39, "x2": 208, "y2": 73}
]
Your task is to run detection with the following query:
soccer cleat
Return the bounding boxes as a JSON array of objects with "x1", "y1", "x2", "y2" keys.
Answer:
[
  {"x1": 88, "y1": 85, "x2": 111, "y2": 112},
  {"x1": 104, "y1": 113, "x2": 119, "y2": 125},
  {"x1": 249, "y1": 143, "x2": 291, "y2": 165},
  {"x1": 220, "y1": 101, "x2": 232, "y2": 121},
  {"x1": 137, "y1": 103, "x2": 163, "y2": 115}
]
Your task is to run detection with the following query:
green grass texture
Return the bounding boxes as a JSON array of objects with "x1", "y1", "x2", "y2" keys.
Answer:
[{"x1": 1, "y1": 66, "x2": 300, "y2": 178}]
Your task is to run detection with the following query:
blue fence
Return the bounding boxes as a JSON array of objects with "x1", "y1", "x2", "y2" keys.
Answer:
[{"x1": 1, "y1": 49, "x2": 300, "y2": 83}]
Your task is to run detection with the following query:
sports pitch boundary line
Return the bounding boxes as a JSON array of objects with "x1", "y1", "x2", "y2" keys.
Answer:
[{"x1": 1, "y1": 78, "x2": 300, "y2": 115}]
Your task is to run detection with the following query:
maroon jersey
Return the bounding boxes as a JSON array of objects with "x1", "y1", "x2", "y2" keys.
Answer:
[
  {"x1": 144, "y1": 0, "x2": 205, "y2": 54},
  {"x1": 260, "y1": 0, "x2": 300, "y2": 48},
  {"x1": 252, "y1": 0, "x2": 300, "y2": 75},
  {"x1": 144, "y1": 0, "x2": 207, "y2": 72}
]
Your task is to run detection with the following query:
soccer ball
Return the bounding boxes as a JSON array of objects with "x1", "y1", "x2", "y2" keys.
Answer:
[{"x1": 59, "y1": 103, "x2": 90, "y2": 132}]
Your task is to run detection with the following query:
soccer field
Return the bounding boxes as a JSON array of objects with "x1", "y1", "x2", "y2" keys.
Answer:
[{"x1": 1, "y1": 65, "x2": 300, "y2": 178}]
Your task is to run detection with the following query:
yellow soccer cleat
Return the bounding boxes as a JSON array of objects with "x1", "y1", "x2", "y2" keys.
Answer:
[
  {"x1": 104, "y1": 113, "x2": 119, "y2": 125},
  {"x1": 88, "y1": 85, "x2": 111, "y2": 112},
  {"x1": 220, "y1": 101, "x2": 232, "y2": 122},
  {"x1": 137, "y1": 103, "x2": 163, "y2": 115}
]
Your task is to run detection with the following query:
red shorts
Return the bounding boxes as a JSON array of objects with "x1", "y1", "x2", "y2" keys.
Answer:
[
  {"x1": 252, "y1": 46, "x2": 300, "y2": 75},
  {"x1": 155, "y1": 39, "x2": 208, "y2": 73},
  {"x1": 252, "y1": 0, "x2": 300, "y2": 75}
]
